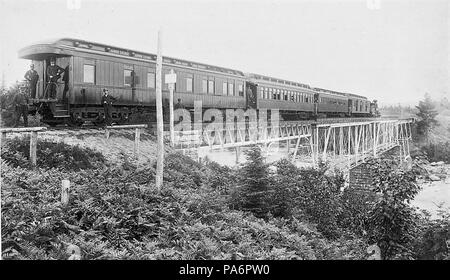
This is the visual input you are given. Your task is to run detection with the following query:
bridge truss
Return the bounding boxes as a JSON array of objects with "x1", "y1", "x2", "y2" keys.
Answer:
[{"x1": 174, "y1": 118, "x2": 414, "y2": 170}]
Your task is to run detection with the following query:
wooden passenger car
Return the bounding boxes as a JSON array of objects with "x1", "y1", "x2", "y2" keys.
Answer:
[
  {"x1": 19, "y1": 38, "x2": 247, "y2": 125},
  {"x1": 246, "y1": 73, "x2": 316, "y2": 119},
  {"x1": 312, "y1": 88, "x2": 349, "y2": 117},
  {"x1": 347, "y1": 93, "x2": 371, "y2": 116}
]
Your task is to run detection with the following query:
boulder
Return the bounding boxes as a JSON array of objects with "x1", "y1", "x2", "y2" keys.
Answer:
[
  {"x1": 436, "y1": 161, "x2": 445, "y2": 165},
  {"x1": 430, "y1": 162, "x2": 438, "y2": 166},
  {"x1": 429, "y1": 174, "x2": 441, "y2": 181}
]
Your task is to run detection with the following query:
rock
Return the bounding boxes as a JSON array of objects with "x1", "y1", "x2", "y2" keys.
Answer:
[
  {"x1": 416, "y1": 178, "x2": 425, "y2": 184},
  {"x1": 436, "y1": 161, "x2": 445, "y2": 165},
  {"x1": 445, "y1": 177, "x2": 450, "y2": 184},
  {"x1": 431, "y1": 162, "x2": 438, "y2": 166},
  {"x1": 429, "y1": 175, "x2": 441, "y2": 181}
]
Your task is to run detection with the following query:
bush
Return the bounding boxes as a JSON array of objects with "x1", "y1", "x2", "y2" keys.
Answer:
[
  {"x1": 1, "y1": 137, "x2": 105, "y2": 171},
  {"x1": 1, "y1": 159, "x2": 367, "y2": 260},
  {"x1": 230, "y1": 146, "x2": 271, "y2": 218},
  {"x1": 268, "y1": 159, "x2": 345, "y2": 239},
  {"x1": 364, "y1": 158, "x2": 421, "y2": 259},
  {"x1": 420, "y1": 141, "x2": 450, "y2": 163},
  {"x1": 412, "y1": 209, "x2": 450, "y2": 260}
]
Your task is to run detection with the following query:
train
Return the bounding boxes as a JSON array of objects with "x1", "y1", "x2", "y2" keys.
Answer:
[{"x1": 18, "y1": 38, "x2": 379, "y2": 126}]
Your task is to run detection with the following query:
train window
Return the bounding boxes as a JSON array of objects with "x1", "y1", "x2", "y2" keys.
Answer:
[
  {"x1": 83, "y1": 64, "x2": 95, "y2": 84},
  {"x1": 238, "y1": 84, "x2": 244, "y2": 96},
  {"x1": 186, "y1": 77, "x2": 193, "y2": 92},
  {"x1": 229, "y1": 83, "x2": 234, "y2": 96},
  {"x1": 147, "y1": 72, "x2": 155, "y2": 88},
  {"x1": 202, "y1": 79, "x2": 208, "y2": 93},
  {"x1": 208, "y1": 80, "x2": 214, "y2": 94},
  {"x1": 124, "y1": 69, "x2": 132, "y2": 86},
  {"x1": 222, "y1": 82, "x2": 228, "y2": 95}
]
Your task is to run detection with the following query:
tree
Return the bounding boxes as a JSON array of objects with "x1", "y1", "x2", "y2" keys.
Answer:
[
  {"x1": 415, "y1": 94, "x2": 438, "y2": 142},
  {"x1": 232, "y1": 145, "x2": 271, "y2": 218}
]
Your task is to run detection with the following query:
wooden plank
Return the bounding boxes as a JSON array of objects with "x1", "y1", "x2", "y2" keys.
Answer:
[
  {"x1": 0, "y1": 127, "x2": 47, "y2": 133},
  {"x1": 105, "y1": 124, "x2": 147, "y2": 129},
  {"x1": 134, "y1": 128, "x2": 141, "y2": 159},
  {"x1": 61, "y1": 180, "x2": 70, "y2": 206},
  {"x1": 30, "y1": 131, "x2": 38, "y2": 167},
  {"x1": 1, "y1": 132, "x2": 6, "y2": 146}
]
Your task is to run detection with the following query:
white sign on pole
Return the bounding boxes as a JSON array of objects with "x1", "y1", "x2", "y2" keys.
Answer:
[{"x1": 165, "y1": 73, "x2": 177, "y2": 84}]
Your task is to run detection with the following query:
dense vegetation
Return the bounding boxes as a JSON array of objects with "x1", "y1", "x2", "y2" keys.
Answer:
[{"x1": 1, "y1": 138, "x2": 449, "y2": 260}]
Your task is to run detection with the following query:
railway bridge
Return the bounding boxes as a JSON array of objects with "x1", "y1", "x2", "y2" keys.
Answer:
[{"x1": 173, "y1": 116, "x2": 414, "y2": 174}]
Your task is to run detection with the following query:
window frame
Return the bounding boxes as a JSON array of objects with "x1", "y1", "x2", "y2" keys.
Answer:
[
  {"x1": 228, "y1": 82, "x2": 234, "y2": 96},
  {"x1": 124, "y1": 69, "x2": 133, "y2": 87},
  {"x1": 238, "y1": 84, "x2": 244, "y2": 97},
  {"x1": 222, "y1": 82, "x2": 228, "y2": 96},
  {"x1": 208, "y1": 80, "x2": 215, "y2": 94},
  {"x1": 147, "y1": 72, "x2": 155, "y2": 89},
  {"x1": 83, "y1": 64, "x2": 96, "y2": 84},
  {"x1": 186, "y1": 77, "x2": 193, "y2": 92},
  {"x1": 202, "y1": 79, "x2": 208, "y2": 94}
]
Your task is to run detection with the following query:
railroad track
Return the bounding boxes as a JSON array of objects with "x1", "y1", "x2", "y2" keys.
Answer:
[{"x1": 21, "y1": 117, "x2": 402, "y2": 132}]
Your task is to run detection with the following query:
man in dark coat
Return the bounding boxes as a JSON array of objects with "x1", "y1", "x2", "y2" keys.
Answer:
[
  {"x1": 62, "y1": 65, "x2": 69, "y2": 101},
  {"x1": 174, "y1": 98, "x2": 185, "y2": 110},
  {"x1": 24, "y1": 64, "x2": 39, "y2": 99},
  {"x1": 13, "y1": 86, "x2": 29, "y2": 127},
  {"x1": 46, "y1": 58, "x2": 65, "y2": 99},
  {"x1": 101, "y1": 88, "x2": 117, "y2": 126}
]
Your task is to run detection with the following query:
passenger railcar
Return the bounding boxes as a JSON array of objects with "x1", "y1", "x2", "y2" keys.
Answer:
[
  {"x1": 312, "y1": 88, "x2": 350, "y2": 118},
  {"x1": 246, "y1": 73, "x2": 316, "y2": 120}
]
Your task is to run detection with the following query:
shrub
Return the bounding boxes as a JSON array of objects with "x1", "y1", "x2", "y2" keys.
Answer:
[
  {"x1": 365, "y1": 158, "x2": 421, "y2": 259},
  {"x1": 420, "y1": 141, "x2": 450, "y2": 163},
  {"x1": 269, "y1": 159, "x2": 345, "y2": 239},
  {"x1": 338, "y1": 187, "x2": 374, "y2": 236},
  {"x1": 1, "y1": 160, "x2": 367, "y2": 260},
  {"x1": 230, "y1": 146, "x2": 271, "y2": 218},
  {"x1": 1, "y1": 136, "x2": 105, "y2": 171},
  {"x1": 412, "y1": 209, "x2": 450, "y2": 260}
]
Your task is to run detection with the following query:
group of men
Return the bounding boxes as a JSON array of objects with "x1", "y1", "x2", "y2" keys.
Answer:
[
  {"x1": 23, "y1": 57, "x2": 65, "y2": 100},
  {"x1": 13, "y1": 58, "x2": 66, "y2": 127}
]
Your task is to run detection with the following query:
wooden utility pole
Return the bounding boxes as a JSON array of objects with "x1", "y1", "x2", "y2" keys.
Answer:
[{"x1": 155, "y1": 29, "x2": 164, "y2": 192}]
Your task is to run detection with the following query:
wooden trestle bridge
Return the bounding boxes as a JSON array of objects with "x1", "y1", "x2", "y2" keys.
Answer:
[{"x1": 174, "y1": 117, "x2": 414, "y2": 171}]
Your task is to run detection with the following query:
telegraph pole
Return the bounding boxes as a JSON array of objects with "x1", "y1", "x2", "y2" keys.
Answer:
[{"x1": 155, "y1": 29, "x2": 164, "y2": 192}]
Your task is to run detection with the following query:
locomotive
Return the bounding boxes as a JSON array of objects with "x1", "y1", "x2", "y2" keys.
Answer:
[{"x1": 18, "y1": 38, "x2": 378, "y2": 126}]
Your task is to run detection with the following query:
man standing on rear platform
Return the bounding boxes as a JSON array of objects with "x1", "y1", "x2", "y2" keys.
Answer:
[
  {"x1": 101, "y1": 88, "x2": 116, "y2": 126},
  {"x1": 24, "y1": 64, "x2": 39, "y2": 99},
  {"x1": 46, "y1": 57, "x2": 65, "y2": 99},
  {"x1": 13, "y1": 86, "x2": 29, "y2": 127}
]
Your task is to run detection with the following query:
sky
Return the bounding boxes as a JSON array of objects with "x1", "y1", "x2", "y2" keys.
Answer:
[{"x1": 0, "y1": 0, "x2": 448, "y2": 106}]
